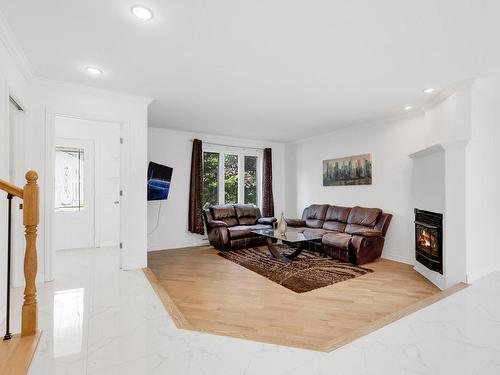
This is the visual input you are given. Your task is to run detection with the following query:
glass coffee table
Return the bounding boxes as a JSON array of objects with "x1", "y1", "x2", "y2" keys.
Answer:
[{"x1": 251, "y1": 229, "x2": 322, "y2": 261}]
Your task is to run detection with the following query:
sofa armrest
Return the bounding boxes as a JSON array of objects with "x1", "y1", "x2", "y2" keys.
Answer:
[
  {"x1": 374, "y1": 213, "x2": 392, "y2": 236},
  {"x1": 285, "y1": 218, "x2": 306, "y2": 227},
  {"x1": 207, "y1": 220, "x2": 228, "y2": 229},
  {"x1": 258, "y1": 217, "x2": 277, "y2": 225},
  {"x1": 351, "y1": 229, "x2": 383, "y2": 237},
  {"x1": 351, "y1": 235, "x2": 385, "y2": 265},
  {"x1": 207, "y1": 225, "x2": 230, "y2": 250}
]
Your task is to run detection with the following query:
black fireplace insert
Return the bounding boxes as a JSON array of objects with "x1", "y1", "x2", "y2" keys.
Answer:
[{"x1": 414, "y1": 208, "x2": 443, "y2": 274}]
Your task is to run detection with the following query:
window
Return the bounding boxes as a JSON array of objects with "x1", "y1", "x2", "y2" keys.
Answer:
[
  {"x1": 203, "y1": 152, "x2": 219, "y2": 209},
  {"x1": 55, "y1": 147, "x2": 85, "y2": 210},
  {"x1": 244, "y1": 156, "x2": 258, "y2": 205},
  {"x1": 224, "y1": 154, "x2": 238, "y2": 204},
  {"x1": 202, "y1": 146, "x2": 261, "y2": 208}
]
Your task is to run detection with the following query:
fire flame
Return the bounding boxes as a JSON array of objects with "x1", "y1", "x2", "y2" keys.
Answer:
[{"x1": 419, "y1": 229, "x2": 432, "y2": 249}]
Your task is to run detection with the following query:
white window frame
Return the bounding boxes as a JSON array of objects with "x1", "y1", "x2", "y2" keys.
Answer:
[{"x1": 203, "y1": 144, "x2": 263, "y2": 207}]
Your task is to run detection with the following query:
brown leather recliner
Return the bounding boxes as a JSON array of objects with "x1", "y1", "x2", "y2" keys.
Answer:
[
  {"x1": 286, "y1": 205, "x2": 392, "y2": 265},
  {"x1": 203, "y1": 204, "x2": 277, "y2": 251}
]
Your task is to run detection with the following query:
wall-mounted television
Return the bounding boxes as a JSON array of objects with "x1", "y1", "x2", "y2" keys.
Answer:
[{"x1": 147, "y1": 162, "x2": 173, "y2": 201}]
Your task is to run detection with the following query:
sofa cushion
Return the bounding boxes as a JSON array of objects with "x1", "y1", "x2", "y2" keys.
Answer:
[
  {"x1": 345, "y1": 223, "x2": 370, "y2": 235},
  {"x1": 258, "y1": 217, "x2": 277, "y2": 225},
  {"x1": 303, "y1": 228, "x2": 333, "y2": 237},
  {"x1": 234, "y1": 204, "x2": 260, "y2": 225},
  {"x1": 286, "y1": 218, "x2": 306, "y2": 227},
  {"x1": 347, "y1": 206, "x2": 382, "y2": 226},
  {"x1": 248, "y1": 224, "x2": 272, "y2": 231},
  {"x1": 323, "y1": 206, "x2": 351, "y2": 232},
  {"x1": 228, "y1": 225, "x2": 252, "y2": 240},
  {"x1": 302, "y1": 204, "x2": 329, "y2": 228},
  {"x1": 210, "y1": 205, "x2": 239, "y2": 227},
  {"x1": 350, "y1": 228, "x2": 383, "y2": 237},
  {"x1": 322, "y1": 232, "x2": 352, "y2": 250}
]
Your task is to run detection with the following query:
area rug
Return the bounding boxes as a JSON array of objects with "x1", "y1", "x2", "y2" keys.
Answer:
[{"x1": 218, "y1": 245, "x2": 373, "y2": 293}]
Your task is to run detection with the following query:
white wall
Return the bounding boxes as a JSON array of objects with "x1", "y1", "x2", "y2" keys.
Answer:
[
  {"x1": 466, "y1": 73, "x2": 500, "y2": 281},
  {"x1": 410, "y1": 147, "x2": 446, "y2": 214},
  {"x1": 0, "y1": 20, "x2": 31, "y2": 323},
  {"x1": 27, "y1": 80, "x2": 151, "y2": 277},
  {"x1": 147, "y1": 128, "x2": 286, "y2": 251},
  {"x1": 286, "y1": 91, "x2": 470, "y2": 264}
]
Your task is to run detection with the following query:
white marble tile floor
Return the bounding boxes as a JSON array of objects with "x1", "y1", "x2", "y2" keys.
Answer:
[{"x1": 3, "y1": 247, "x2": 500, "y2": 375}]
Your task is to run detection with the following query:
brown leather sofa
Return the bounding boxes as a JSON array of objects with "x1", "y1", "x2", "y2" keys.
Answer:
[
  {"x1": 286, "y1": 204, "x2": 392, "y2": 265},
  {"x1": 203, "y1": 204, "x2": 277, "y2": 250}
]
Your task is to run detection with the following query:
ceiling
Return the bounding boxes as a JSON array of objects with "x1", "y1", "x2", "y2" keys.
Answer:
[{"x1": 1, "y1": 0, "x2": 499, "y2": 142}]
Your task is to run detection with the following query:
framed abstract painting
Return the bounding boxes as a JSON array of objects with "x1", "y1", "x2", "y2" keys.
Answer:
[{"x1": 323, "y1": 154, "x2": 372, "y2": 186}]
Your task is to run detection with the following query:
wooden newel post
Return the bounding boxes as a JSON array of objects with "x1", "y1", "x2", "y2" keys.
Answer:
[{"x1": 21, "y1": 170, "x2": 39, "y2": 337}]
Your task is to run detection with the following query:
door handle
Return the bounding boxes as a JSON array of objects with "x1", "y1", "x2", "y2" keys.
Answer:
[{"x1": 114, "y1": 201, "x2": 120, "y2": 205}]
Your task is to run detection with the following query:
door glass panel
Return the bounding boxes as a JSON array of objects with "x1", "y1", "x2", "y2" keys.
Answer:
[
  {"x1": 224, "y1": 154, "x2": 238, "y2": 204},
  {"x1": 203, "y1": 152, "x2": 219, "y2": 208},
  {"x1": 244, "y1": 156, "x2": 258, "y2": 205},
  {"x1": 55, "y1": 147, "x2": 85, "y2": 210}
]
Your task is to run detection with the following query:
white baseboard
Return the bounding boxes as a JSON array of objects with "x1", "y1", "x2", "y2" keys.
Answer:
[
  {"x1": 98, "y1": 241, "x2": 119, "y2": 248},
  {"x1": 121, "y1": 261, "x2": 147, "y2": 270},
  {"x1": 466, "y1": 264, "x2": 500, "y2": 284},
  {"x1": 381, "y1": 252, "x2": 414, "y2": 265},
  {"x1": 147, "y1": 239, "x2": 209, "y2": 252}
]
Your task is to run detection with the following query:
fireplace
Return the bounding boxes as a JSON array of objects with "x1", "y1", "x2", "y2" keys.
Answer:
[{"x1": 414, "y1": 209, "x2": 443, "y2": 274}]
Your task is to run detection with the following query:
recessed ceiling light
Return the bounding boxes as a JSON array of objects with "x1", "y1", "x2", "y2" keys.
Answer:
[
  {"x1": 404, "y1": 105, "x2": 413, "y2": 111},
  {"x1": 85, "y1": 67, "x2": 103, "y2": 75},
  {"x1": 423, "y1": 87, "x2": 435, "y2": 94},
  {"x1": 131, "y1": 5, "x2": 154, "y2": 20}
]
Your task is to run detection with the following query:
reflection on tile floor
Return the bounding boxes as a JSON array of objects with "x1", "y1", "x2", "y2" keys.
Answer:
[{"x1": 2, "y1": 247, "x2": 500, "y2": 374}]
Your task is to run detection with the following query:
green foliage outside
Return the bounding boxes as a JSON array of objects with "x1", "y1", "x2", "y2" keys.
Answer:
[
  {"x1": 203, "y1": 152, "x2": 219, "y2": 209},
  {"x1": 203, "y1": 152, "x2": 258, "y2": 208},
  {"x1": 224, "y1": 154, "x2": 238, "y2": 204},
  {"x1": 244, "y1": 156, "x2": 257, "y2": 205}
]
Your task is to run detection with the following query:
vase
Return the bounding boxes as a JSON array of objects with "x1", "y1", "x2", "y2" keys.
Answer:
[{"x1": 277, "y1": 212, "x2": 287, "y2": 235}]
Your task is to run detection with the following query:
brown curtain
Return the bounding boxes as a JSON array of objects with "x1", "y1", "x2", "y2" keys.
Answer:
[
  {"x1": 262, "y1": 148, "x2": 274, "y2": 217},
  {"x1": 188, "y1": 139, "x2": 204, "y2": 234}
]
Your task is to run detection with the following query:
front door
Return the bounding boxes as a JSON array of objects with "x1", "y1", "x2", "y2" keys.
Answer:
[{"x1": 54, "y1": 138, "x2": 96, "y2": 250}]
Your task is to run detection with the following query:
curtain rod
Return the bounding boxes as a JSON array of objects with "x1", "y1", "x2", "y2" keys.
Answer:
[{"x1": 192, "y1": 139, "x2": 265, "y2": 151}]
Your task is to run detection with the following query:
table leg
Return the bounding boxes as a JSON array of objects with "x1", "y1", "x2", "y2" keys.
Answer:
[
  {"x1": 285, "y1": 242, "x2": 304, "y2": 259},
  {"x1": 266, "y1": 238, "x2": 289, "y2": 262}
]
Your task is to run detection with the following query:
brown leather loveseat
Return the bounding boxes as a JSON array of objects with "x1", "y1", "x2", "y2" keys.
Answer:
[
  {"x1": 203, "y1": 204, "x2": 277, "y2": 250},
  {"x1": 286, "y1": 204, "x2": 392, "y2": 265}
]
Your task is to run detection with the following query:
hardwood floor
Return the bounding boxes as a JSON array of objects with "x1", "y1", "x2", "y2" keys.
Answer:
[
  {"x1": 0, "y1": 331, "x2": 41, "y2": 375},
  {"x1": 147, "y1": 246, "x2": 465, "y2": 352}
]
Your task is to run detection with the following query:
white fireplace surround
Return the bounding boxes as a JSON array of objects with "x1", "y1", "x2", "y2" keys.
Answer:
[{"x1": 409, "y1": 141, "x2": 468, "y2": 289}]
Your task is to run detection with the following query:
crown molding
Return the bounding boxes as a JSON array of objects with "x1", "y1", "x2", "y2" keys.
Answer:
[
  {"x1": 419, "y1": 78, "x2": 475, "y2": 112},
  {"x1": 148, "y1": 126, "x2": 284, "y2": 147},
  {"x1": 32, "y1": 77, "x2": 154, "y2": 106},
  {"x1": 0, "y1": 10, "x2": 34, "y2": 82}
]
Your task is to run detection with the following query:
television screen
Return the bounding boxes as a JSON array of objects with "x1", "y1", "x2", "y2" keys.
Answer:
[{"x1": 147, "y1": 162, "x2": 173, "y2": 201}]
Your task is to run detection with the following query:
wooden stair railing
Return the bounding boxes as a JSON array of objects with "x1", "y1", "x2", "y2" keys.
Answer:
[{"x1": 0, "y1": 171, "x2": 39, "y2": 337}]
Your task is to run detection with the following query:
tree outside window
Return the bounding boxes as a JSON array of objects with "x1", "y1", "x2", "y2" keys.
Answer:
[{"x1": 202, "y1": 149, "x2": 260, "y2": 208}]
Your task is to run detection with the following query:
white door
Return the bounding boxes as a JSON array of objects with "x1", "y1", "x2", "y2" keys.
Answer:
[
  {"x1": 54, "y1": 116, "x2": 121, "y2": 251},
  {"x1": 99, "y1": 125, "x2": 121, "y2": 247},
  {"x1": 54, "y1": 138, "x2": 96, "y2": 250}
]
